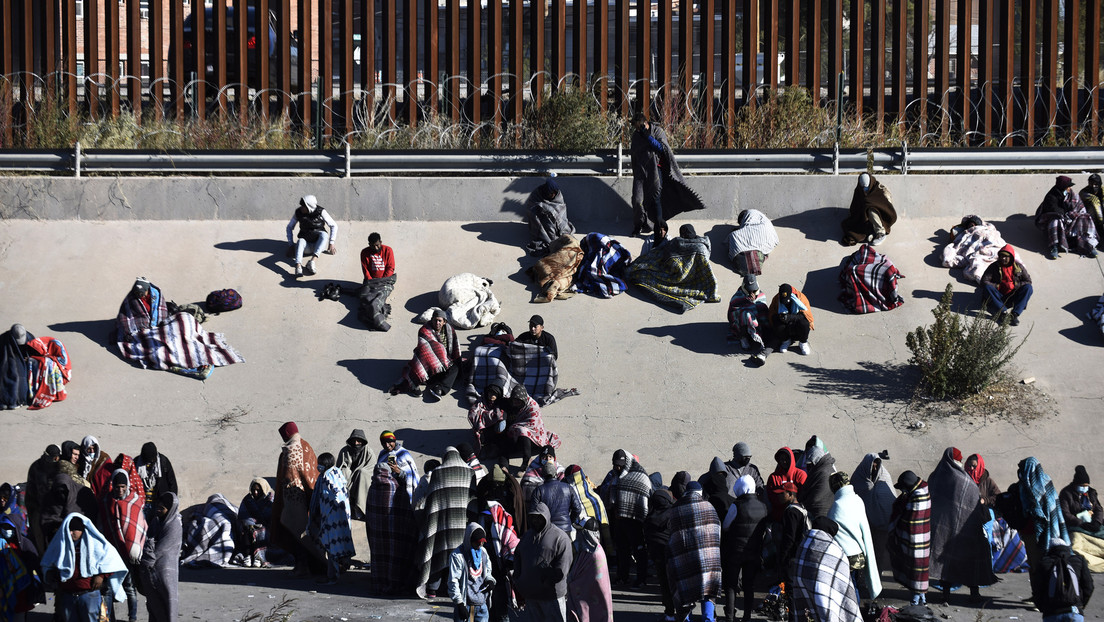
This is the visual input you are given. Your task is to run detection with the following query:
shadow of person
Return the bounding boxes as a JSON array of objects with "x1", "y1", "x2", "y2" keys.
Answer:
[
  {"x1": 987, "y1": 214, "x2": 1042, "y2": 258},
  {"x1": 336, "y1": 358, "x2": 402, "y2": 391},
  {"x1": 705, "y1": 223, "x2": 735, "y2": 267},
  {"x1": 48, "y1": 319, "x2": 124, "y2": 355},
  {"x1": 1059, "y1": 295, "x2": 1103, "y2": 346},
  {"x1": 638, "y1": 321, "x2": 732, "y2": 355},
  {"x1": 772, "y1": 206, "x2": 846, "y2": 242},
  {"x1": 404, "y1": 290, "x2": 439, "y2": 316},
  {"x1": 460, "y1": 222, "x2": 529, "y2": 247},
  {"x1": 911, "y1": 286, "x2": 980, "y2": 314},
  {"x1": 214, "y1": 238, "x2": 289, "y2": 278},
  {"x1": 799, "y1": 266, "x2": 849, "y2": 316},
  {"x1": 393, "y1": 427, "x2": 479, "y2": 458}
]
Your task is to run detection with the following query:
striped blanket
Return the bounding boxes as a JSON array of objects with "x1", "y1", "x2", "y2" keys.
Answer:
[
  {"x1": 626, "y1": 238, "x2": 721, "y2": 312},
  {"x1": 309, "y1": 467, "x2": 356, "y2": 560},
  {"x1": 889, "y1": 482, "x2": 931, "y2": 592},
  {"x1": 102, "y1": 486, "x2": 148, "y2": 564},
  {"x1": 575, "y1": 233, "x2": 632, "y2": 298},
  {"x1": 665, "y1": 494, "x2": 722, "y2": 608},
  {"x1": 116, "y1": 284, "x2": 244, "y2": 372},
  {"x1": 790, "y1": 529, "x2": 861, "y2": 622},
  {"x1": 987, "y1": 515, "x2": 1029, "y2": 573},
  {"x1": 727, "y1": 289, "x2": 769, "y2": 347},
  {"x1": 366, "y1": 467, "x2": 416, "y2": 592},
  {"x1": 26, "y1": 335, "x2": 72, "y2": 409},
  {"x1": 414, "y1": 449, "x2": 477, "y2": 598},
  {"x1": 838, "y1": 244, "x2": 904, "y2": 314},
  {"x1": 182, "y1": 494, "x2": 239, "y2": 567},
  {"x1": 464, "y1": 341, "x2": 558, "y2": 406},
  {"x1": 400, "y1": 321, "x2": 460, "y2": 387}
]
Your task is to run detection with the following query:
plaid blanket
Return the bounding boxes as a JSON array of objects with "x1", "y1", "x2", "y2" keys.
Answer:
[
  {"x1": 465, "y1": 342, "x2": 558, "y2": 406},
  {"x1": 606, "y1": 458, "x2": 653, "y2": 522},
  {"x1": 309, "y1": 467, "x2": 356, "y2": 560},
  {"x1": 889, "y1": 481, "x2": 931, "y2": 592},
  {"x1": 790, "y1": 529, "x2": 861, "y2": 622},
  {"x1": 626, "y1": 237, "x2": 721, "y2": 311},
  {"x1": 1037, "y1": 192, "x2": 1100, "y2": 253},
  {"x1": 1018, "y1": 457, "x2": 1069, "y2": 550},
  {"x1": 507, "y1": 394, "x2": 561, "y2": 449},
  {"x1": 366, "y1": 467, "x2": 416, "y2": 592},
  {"x1": 727, "y1": 289, "x2": 769, "y2": 346},
  {"x1": 182, "y1": 494, "x2": 239, "y2": 566},
  {"x1": 401, "y1": 321, "x2": 460, "y2": 387},
  {"x1": 575, "y1": 233, "x2": 632, "y2": 298},
  {"x1": 988, "y1": 516, "x2": 1029, "y2": 572},
  {"x1": 414, "y1": 449, "x2": 477, "y2": 598},
  {"x1": 102, "y1": 486, "x2": 148, "y2": 564},
  {"x1": 116, "y1": 284, "x2": 244, "y2": 371},
  {"x1": 927, "y1": 448, "x2": 996, "y2": 586},
  {"x1": 838, "y1": 244, "x2": 904, "y2": 313},
  {"x1": 666, "y1": 494, "x2": 722, "y2": 608},
  {"x1": 26, "y1": 335, "x2": 72, "y2": 409}
]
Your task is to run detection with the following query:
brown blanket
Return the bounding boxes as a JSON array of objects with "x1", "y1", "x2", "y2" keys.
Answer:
[
  {"x1": 842, "y1": 175, "x2": 897, "y2": 245},
  {"x1": 526, "y1": 235, "x2": 583, "y2": 303}
]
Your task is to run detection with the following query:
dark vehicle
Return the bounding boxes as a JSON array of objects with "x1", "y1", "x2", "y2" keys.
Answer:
[{"x1": 169, "y1": 6, "x2": 298, "y2": 92}]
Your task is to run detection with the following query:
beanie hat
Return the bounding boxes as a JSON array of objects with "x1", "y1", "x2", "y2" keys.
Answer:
[
  {"x1": 380, "y1": 430, "x2": 397, "y2": 444},
  {"x1": 541, "y1": 460, "x2": 558, "y2": 479},
  {"x1": 686, "y1": 481, "x2": 703, "y2": 493},
  {"x1": 10, "y1": 324, "x2": 27, "y2": 346},
  {"x1": 732, "y1": 442, "x2": 751, "y2": 458},
  {"x1": 1075, "y1": 465, "x2": 1091, "y2": 486},
  {"x1": 140, "y1": 442, "x2": 158, "y2": 463},
  {"x1": 829, "y1": 471, "x2": 851, "y2": 491},
  {"x1": 541, "y1": 178, "x2": 559, "y2": 200},
  {"x1": 1057, "y1": 175, "x2": 1075, "y2": 189},
  {"x1": 278, "y1": 422, "x2": 298, "y2": 442}
]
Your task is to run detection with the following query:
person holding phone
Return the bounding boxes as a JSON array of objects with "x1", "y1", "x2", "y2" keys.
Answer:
[{"x1": 377, "y1": 431, "x2": 421, "y2": 502}]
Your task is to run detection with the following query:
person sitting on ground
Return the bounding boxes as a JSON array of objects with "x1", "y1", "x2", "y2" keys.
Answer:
[
  {"x1": 842, "y1": 172, "x2": 896, "y2": 246},
  {"x1": 1, "y1": 324, "x2": 72, "y2": 410},
  {"x1": 1036, "y1": 175, "x2": 1100, "y2": 260},
  {"x1": 1031, "y1": 537, "x2": 1094, "y2": 622},
  {"x1": 501, "y1": 386, "x2": 561, "y2": 473},
  {"x1": 115, "y1": 277, "x2": 244, "y2": 379},
  {"x1": 727, "y1": 209, "x2": 779, "y2": 294},
  {"x1": 626, "y1": 223, "x2": 721, "y2": 312},
  {"x1": 1059, "y1": 466, "x2": 1104, "y2": 572},
  {"x1": 1080, "y1": 173, "x2": 1104, "y2": 241},
  {"x1": 447, "y1": 522, "x2": 496, "y2": 622},
  {"x1": 377, "y1": 431, "x2": 422, "y2": 504},
  {"x1": 41, "y1": 515, "x2": 128, "y2": 621},
  {"x1": 727, "y1": 285, "x2": 769, "y2": 353},
  {"x1": 641, "y1": 222, "x2": 670, "y2": 255},
  {"x1": 526, "y1": 175, "x2": 576, "y2": 257},
  {"x1": 235, "y1": 478, "x2": 274, "y2": 568},
  {"x1": 357, "y1": 232, "x2": 397, "y2": 331},
  {"x1": 516, "y1": 315, "x2": 559, "y2": 360},
  {"x1": 181, "y1": 493, "x2": 239, "y2": 568},
  {"x1": 753, "y1": 284, "x2": 814, "y2": 365},
  {"x1": 469, "y1": 384, "x2": 508, "y2": 457},
  {"x1": 979, "y1": 244, "x2": 1033, "y2": 326},
  {"x1": 336, "y1": 429, "x2": 374, "y2": 520},
  {"x1": 389, "y1": 310, "x2": 461, "y2": 400},
  {"x1": 0, "y1": 324, "x2": 32, "y2": 410},
  {"x1": 286, "y1": 194, "x2": 338, "y2": 278},
  {"x1": 309, "y1": 452, "x2": 356, "y2": 585},
  {"x1": 527, "y1": 235, "x2": 584, "y2": 304}
]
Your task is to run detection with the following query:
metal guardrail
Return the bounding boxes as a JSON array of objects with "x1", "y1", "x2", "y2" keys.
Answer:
[{"x1": 1, "y1": 144, "x2": 1103, "y2": 177}]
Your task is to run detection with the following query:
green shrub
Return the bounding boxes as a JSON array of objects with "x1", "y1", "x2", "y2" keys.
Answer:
[
  {"x1": 905, "y1": 283, "x2": 1027, "y2": 399},
  {"x1": 523, "y1": 87, "x2": 615, "y2": 151}
]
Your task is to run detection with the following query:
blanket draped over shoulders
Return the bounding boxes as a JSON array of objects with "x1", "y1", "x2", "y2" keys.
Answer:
[
  {"x1": 842, "y1": 177, "x2": 897, "y2": 245},
  {"x1": 926, "y1": 449, "x2": 996, "y2": 587},
  {"x1": 941, "y1": 221, "x2": 1006, "y2": 283},
  {"x1": 526, "y1": 235, "x2": 584, "y2": 303},
  {"x1": 575, "y1": 233, "x2": 632, "y2": 298},
  {"x1": 526, "y1": 189, "x2": 576, "y2": 256},
  {"x1": 838, "y1": 244, "x2": 905, "y2": 313},
  {"x1": 627, "y1": 237, "x2": 720, "y2": 311}
]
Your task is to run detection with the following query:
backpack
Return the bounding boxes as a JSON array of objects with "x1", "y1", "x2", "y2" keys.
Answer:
[
  {"x1": 1046, "y1": 554, "x2": 1082, "y2": 608},
  {"x1": 205, "y1": 289, "x2": 243, "y2": 313}
]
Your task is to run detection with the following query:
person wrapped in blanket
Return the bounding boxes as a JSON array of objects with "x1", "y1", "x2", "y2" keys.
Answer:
[
  {"x1": 0, "y1": 323, "x2": 72, "y2": 410},
  {"x1": 470, "y1": 384, "x2": 561, "y2": 472},
  {"x1": 979, "y1": 245, "x2": 1033, "y2": 326},
  {"x1": 41, "y1": 514, "x2": 129, "y2": 622},
  {"x1": 308, "y1": 453, "x2": 356, "y2": 585},
  {"x1": 389, "y1": 310, "x2": 460, "y2": 400},
  {"x1": 1035, "y1": 175, "x2": 1100, "y2": 260},
  {"x1": 842, "y1": 172, "x2": 897, "y2": 247},
  {"x1": 727, "y1": 209, "x2": 779, "y2": 294},
  {"x1": 626, "y1": 225, "x2": 721, "y2": 312},
  {"x1": 727, "y1": 285, "x2": 769, "y2": 354},
  {"x1": 1080, "y1": 173, "x2": 1104, "y2": 241},
  {"x1": 1060, "y1": 466, "x2": 1104, "y2": 572},
  {"x1": 115, "y1": 277, "x2": 245, "y2": 380},
  {"x1": 752, "y1": 284, "x2": 814, "y2": 365},
  {"x1": 526, "y1": 176, "x2": 576, "y2": 257},
  {"x1": 232, "y1": 478, "x2": 274, "y2": 568},
  {"x1": 1, "y1": 510, "x2": 44, "y2": 619}
]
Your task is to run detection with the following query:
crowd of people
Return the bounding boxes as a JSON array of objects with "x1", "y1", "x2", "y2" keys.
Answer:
[{"x1": 4, "y1": 425, "x2": 1103, "y2": 622}]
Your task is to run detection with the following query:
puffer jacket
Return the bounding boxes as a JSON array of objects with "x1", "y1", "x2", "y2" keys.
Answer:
[{"x1": 530, "y1": 480, "x2": 582, "y2": 535}]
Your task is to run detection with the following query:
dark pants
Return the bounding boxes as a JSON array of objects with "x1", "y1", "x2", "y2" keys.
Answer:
[
  {"x1": 724, "y1": 561, "x2": 758, "y2": 621},
  {"x1": 613, "y1": 517, "x2": 648, "y2": 584},
  {"x1": 762, "y1": 315, "x2": 811, "y2": 358},
  {"x1": 632, "y1": 175, "x2": 663, "y2": 229},
  {"x1": 426, "y1": 364, "x2": 460, "y2": 392},
  {"x1": 648, "y1": 544, "x2": 675, "y2": 615},
  {"x1": 982, "y1": 283, "x2": 1033, "y2": 316}
]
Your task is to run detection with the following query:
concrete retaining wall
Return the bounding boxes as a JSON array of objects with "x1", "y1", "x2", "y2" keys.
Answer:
[{"x1": 0, "y1": 173, "x2": 1063, "y2": 222}]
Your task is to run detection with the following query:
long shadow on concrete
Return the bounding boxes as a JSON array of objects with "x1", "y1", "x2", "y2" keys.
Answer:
[
  {"x1": 801, "y1": 266, "x2": 849, "y2": 316},
  {"x1": 214, "y1": 238, "x2": 288, "y2": 278},
  {"x1": 337, "y1": 358, "x2": 400, "y2": 392},
  {"x1": 461, "y1": 221, "x2": 528, "y2": 247},
  {"x1": 988, "y1": 214, "x2": 1043, "y2": 258},
  {"x1": 403, "y1": 290, "x2": 439, "y2": 317},
  {"x1": 911, "y1": 286, "x2": 979, "y2": 315},
  {"x1": 394, "y1": 427, "x2": 475, "y2": 457},
  {"x1": 48, "y1": 319, "x2": 121, "y2": 354},
  {"x1": 1059, "y1": 295, "x2": 1102, "y2": 346},
  {"x1": 789, "y1": 360, "x2": 916, "y2": 405},
  {"x1": 706, "y1": 223, "x2": 736, "y2": 266},
  {"x1": 772, "y1": 206, "x2": 845, "y2": 242},
  {"x1": 638, "y1": 321, "x2": 732, "y2": 355},
  {"x1": 179, "y1": 565, "x2": 375, "y2": 599}
]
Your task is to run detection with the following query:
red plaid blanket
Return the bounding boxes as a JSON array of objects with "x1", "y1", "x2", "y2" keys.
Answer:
[
  {"x1": 401, "y1": 322, "x2": 460, "y2": 386},
  {"x1": 838, "y1": 244, "x2": 904, "y2": 314}
]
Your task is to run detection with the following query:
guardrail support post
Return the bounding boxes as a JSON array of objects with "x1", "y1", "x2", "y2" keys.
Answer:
[
  {"x1": 75, "y1": 142, "x2": 82, "y2": 178},
  {"x1": 345, "y1": 142, "x2": 351, "y2": 178},
  {"x1": 833, "y1": 143, "x2": 839, "y2": 176},
  {"x1": 901, "y1": 140, "x2": 909, "y2": 175},
  {"x1": 616, "y1": 143, "x2": 623, "y2": 178}
]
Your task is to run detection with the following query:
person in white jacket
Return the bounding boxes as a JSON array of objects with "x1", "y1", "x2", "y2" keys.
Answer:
[{"x1": 827, "y1": 471, "x2": 882, "y2": 605}]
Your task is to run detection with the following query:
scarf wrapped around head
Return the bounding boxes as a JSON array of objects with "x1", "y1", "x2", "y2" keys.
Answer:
[
  {"x1": 997, "y1": 245, "x2": 1017, "y2": 295},
  {"x1": 966, "y1": 454, "x2": 985, "y2": 484}
]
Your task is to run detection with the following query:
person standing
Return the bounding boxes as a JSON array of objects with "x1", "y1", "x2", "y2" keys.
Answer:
[
  {"x1": 513, "y1": 501, "x2": 573, "y2": 622},
  {"x1": 365, "y1": 464, "x2": 417, "y2": 596},
  {"x1": 720, "y1": 475, "x2": 768, "y2": 622},
  {"x1": 414, "y1": 448, "x2": 477, "y2": 599},
  {"x1": 336, "y1": 429, "x2": 374, "y2": 520},
  {"x1": 666, "y1": 482, "x2": 722, "y2": 622},
  {"x1": 101, "y1": 469, "x2": 148, "y2": 622},
  {"x1": 927, "y1": 448, "x2": 995, "y2": 605},
  {"x1": 1031, "y1": 537, "x2": 1094, "y2": 622},
  {"x1": 286, "y1": 194, "x2": 338, "y2": 277},
  {"x1": 599, "y1": 450, "x2": 652, "y2": 588},
  {"x1": 139, "y1": 492, "x2": 181, "y2": 622},
  {"x1": 273, "y1": 422, "x2": 320, "y2": 577},
  {"x1": 826, "y1": 472, "x2": 882, "y2": 604},
  {"x1": 446, "y1": 523, "x2": 495, "y2": 622},
  {"x1": 134, "y1": 442, "x2": 178, "y2": 511},
  {"x1": 25, "y1": 444, "x2": 61, "y2": 554},
  {"x1": 42, "y1": 515, "x2": 128, "y2": 622},
  {"x1": 888, "y1": 470, "x2": 931, "y2": 606},
  {"x1": 376, "y1": 430, "x2": 421, "y2": 503},
  {"x1": 309, "y1": 453, "x2": 356, "y2": 585}
]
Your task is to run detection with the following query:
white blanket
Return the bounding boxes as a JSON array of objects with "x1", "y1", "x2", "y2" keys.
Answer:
[{"x1": 941, "y1": 223, "x2": 1006, "y2": 283}]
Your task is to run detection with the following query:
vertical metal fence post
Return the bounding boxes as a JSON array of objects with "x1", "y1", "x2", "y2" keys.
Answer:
[
  {"x1": 75, "y1": 142, "x2": 81, "y2": 178},
  {"x1": 617, "y1": 143, "x2": 623, "y2": 178},
  {"x1": 836, "y1": 72, "x2": 844, "y2": 145}
]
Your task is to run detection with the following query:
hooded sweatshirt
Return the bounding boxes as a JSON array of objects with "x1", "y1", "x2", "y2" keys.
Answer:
[
  {"x1": 513, "y1": 501, "x2": 573, "y2": 600},
  {"x1": 448, "y1": 522, "x2": 495, "y2": 607}
]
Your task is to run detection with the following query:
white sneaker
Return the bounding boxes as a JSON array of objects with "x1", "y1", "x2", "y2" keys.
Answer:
[
  {"x1": 294, "y1": 264, "x2": 303, "y2": 278},
  {"x1": 778, "y1": 340, "x2": 791, "y2": 353},
  {"x1": 797, "y1": 341, "x2": 811, "y2": 355},
  {"x1": 871, "y1": 233, "x2": 887, "y2": 246},
  {"x1": 305, "y1": 259, "x2": 317, "y2": 275}
]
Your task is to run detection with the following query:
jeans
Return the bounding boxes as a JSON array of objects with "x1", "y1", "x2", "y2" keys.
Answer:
[
  {"x1": 982, "y1": 283, "x2": 1033, "y2": 316},
  {"x1": 58, "y1": 590, "x2": 103, "y2": 622},
  {"x1": 454, "y1": 603, "x2": 490, "y2": 622},
  {"x1": 295, "y1": 230, "x2": 330, "y2": 265},
  {"x1": 120, "y1": 570, "x2": 139, "y2": 620},
  {"x1": 1043, "y1": 611, "x2": 1083, "y2": 622}
]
